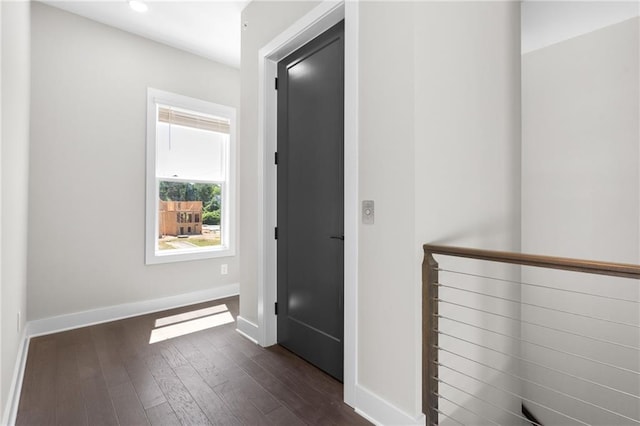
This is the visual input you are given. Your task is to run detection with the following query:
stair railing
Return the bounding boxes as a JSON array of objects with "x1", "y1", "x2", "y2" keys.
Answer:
[{"x1": 423, "y1": 244, "x2": 640, "y2": 426}]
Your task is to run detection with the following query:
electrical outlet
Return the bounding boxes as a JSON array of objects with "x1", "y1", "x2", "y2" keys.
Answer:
[{"x1": 221, "y1": 264, "x2": 228, "y2": 275}]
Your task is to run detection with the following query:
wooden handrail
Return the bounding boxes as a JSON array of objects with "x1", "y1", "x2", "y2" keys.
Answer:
[{"x1": 423, "y1": 244, "x2": 640, "y2": 279}]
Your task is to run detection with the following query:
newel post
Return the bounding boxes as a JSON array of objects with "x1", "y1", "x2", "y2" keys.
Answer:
[{"x1": 422, "y1": 248, "x2": 439, "y2": 425}]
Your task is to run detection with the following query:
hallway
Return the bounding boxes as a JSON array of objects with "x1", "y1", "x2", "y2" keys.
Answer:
[{"x1": 16, "y1": 296, "x2": 369, "y2": 425}]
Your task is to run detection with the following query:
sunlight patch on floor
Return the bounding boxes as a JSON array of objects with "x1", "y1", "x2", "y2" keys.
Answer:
[
  {"x1": 154, "y1": 304, "x2": 229, "y2": 328},
  {"x1": 149, "y1": 305, "x2": 234, "y2": 344}
]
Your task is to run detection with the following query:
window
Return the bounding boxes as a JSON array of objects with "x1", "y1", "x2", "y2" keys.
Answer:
[{"x1": 146, "y1": 88, "x2": 236, "y2": 264}]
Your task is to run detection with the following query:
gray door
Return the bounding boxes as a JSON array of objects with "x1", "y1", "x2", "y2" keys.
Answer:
[{"x1": 276, "y1": 21, "x2": 344, "y2": 381}]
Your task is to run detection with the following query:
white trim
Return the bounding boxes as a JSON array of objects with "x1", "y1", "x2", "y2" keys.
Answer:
[
  {"x1": 145, "y1": 88, "x2": 237, "y2": 265},
  {"x1": 236, "y1": 316, "x2": 259, "y2": 344},
  {"x1": 1, "y1": 329, "x2": 29, "y2": 426},
  {"x1": 343, "y1": 0, "x2": 359, "y2": 406},
  {"x1": 28, "y1": 283, "x2": 239, "y2": 337},
  {"x1": 355, "y1": 385, "x2": 426, "y2": 426},
  {"x1": 256, "y1": 0, "x2": 359, "y2": 408}
]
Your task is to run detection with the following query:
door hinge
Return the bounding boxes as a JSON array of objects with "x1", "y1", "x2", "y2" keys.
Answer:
[
  {"x1": 274, "y1": 302, "x2": 278, "y2": 315},
  {"x1": 275, "y1": 77, "x2": 278, "y2": 90},
  {"x1": 274, "y1": 152, "x2": 278, "y2": 165},
  {"x1": 274, "y1": 227, "x2": 278, "y2": 240}
]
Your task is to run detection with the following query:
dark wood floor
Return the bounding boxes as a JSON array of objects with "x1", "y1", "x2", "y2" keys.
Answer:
[{"x1": 16, "y1": 296, "x2": 370, "y2": 426}]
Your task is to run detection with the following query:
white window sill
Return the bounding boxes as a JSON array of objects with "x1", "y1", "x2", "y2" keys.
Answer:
[{"x1": 146, "y1": 245, "x2": 235, "y2": 265}]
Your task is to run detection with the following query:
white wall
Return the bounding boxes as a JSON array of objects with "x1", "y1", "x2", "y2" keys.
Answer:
[
  {"x1": 1, "y1": 0, "x2": 30, "y2": 419},
  {"x1": 241, "y1": 1, "x2": 522, "y2": 422},
  {"x1": 358, "y1": 1, "x2": 522, "y2": 420},
  {"x1": 357, "y1": 2, "x2": 417, "y2": 415},
  {"x1": 411, "y1": 2, "x2": 522, "y2": 422},
  {"x1": 28, "y1": 3, "x2": 240, "y2": 321},
  {"x1": 522, "y1": 13, "x2": 640, "y2": 425}
]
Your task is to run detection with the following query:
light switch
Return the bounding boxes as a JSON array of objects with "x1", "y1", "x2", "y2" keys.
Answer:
[{"x1": 362, "y1": 200, "x2": 374, "y2": 225}]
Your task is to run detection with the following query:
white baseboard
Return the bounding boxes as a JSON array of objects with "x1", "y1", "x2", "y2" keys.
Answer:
[
  {"x1": 235, "y1": 315, "x2": 259, "y2": 344},
  {"x1": 2, "y1": 329, "x2": 30, "y2": 426},
  {"x1": 355, "y1": 384, "x2": 425, "y2": 426},
  {"x1": 28, "y1": 283, "x2": 239, "y2": 337}
]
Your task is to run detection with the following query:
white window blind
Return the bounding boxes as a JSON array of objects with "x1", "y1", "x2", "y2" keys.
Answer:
[
  {"x1": 158, "y1": 106, "x2": 230, "y2": 134},
  {"x1": 156, "y1": 123, "x2": 227, "y2": 182}
]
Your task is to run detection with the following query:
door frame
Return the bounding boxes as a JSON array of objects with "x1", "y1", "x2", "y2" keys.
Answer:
[{"x1": 256, "y1": 0, "x2": 359, "y2": 406}]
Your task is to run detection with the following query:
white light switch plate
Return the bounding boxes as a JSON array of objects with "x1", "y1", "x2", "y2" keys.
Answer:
[{"x1": 362, "y1": 200, "x2": 374, "y2": 225}]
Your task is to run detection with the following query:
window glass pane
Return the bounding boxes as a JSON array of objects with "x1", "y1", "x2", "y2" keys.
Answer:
[
  {"x1": 156, "y1": 123, "x2": 226, "y2": 181},
  {"x1": 157, "y1": 181, "x2": 222, "y2": 251}
]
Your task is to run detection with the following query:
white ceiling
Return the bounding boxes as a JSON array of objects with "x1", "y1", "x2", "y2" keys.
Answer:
[
  {"x1": 44, "y1": 1, "x2": 640, "y2": 65},
  {"x1": 41, "y1": 0, "x2": 248, "y2": 68}
]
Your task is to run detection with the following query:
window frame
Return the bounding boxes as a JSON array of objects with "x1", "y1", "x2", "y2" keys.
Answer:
[{"x1": 145, "y1": 88, "x2": 236, "y2": 265}]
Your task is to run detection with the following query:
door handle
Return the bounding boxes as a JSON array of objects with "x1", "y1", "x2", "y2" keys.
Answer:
[{"x1": 329, "y1": 235, "x2": 344, "y2": 240}]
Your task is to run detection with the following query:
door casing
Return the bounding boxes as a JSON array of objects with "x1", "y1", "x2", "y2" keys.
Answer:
[{"x1": 255, "y1": 0, "x2": 359, "y2": 406}]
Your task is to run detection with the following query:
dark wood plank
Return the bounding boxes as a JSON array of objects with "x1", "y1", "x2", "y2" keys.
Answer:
[
  {"x1": 265, "y1": 345, "x2": 344, "y2": 399},
  {"x1": 16, "y1": 337, "x2": 57, "y2": 426},
  {"x1": 231, "y1": 340, "x2": 369, "y2": 425},
  {"x1": 125, "y1": 356, "x2": 166, "y2": 409},
  {"x1": 172, "y1": 336, "x2": 229, "y2": 389},
  {"x1": 184, "y1": 332, "x2": 245, "y2": 386},
  {"x1": 75, "y1": 329, "x2": 103, "y2": 381},
  {"x1": 248, "y1": 352, "x2": 367, "y2": 425},
  {"x1": 215, "y1": 373, "x2": 281, "y2": 416},
  {"x1": 236, "y1": 355, "x2": 328, "y2": 424},
  {"x1": 265, "y1": 405, "x2": 307, "y2": 426},
  {"x1": 145, "y1": 353, "x2": 212, "y2": 426},
  {"x1": 176, "y1": 332, "x2": 283, "y2": 417},
  {"x1": 252, "y1": 351, "x2": 334, "y2": 407},
  {"x1": 145, "y1": 401, "x2": 181, "y2": 426},
  {"x1": 160, "y1": 344, "x2": 189, "y2": 370},
  {"x1": 121, "y1": 314, "x2": 158, "y2": 359},
  {"x1": 213, "y1": 376, "x2": 276, "y2": 424},
  {"x1": 74, "y1": 329, "x2": 119, "y2": 426},
  {"x1": 118, "y1": 315, "x2": 172, "y2": 411},
  {"x1": 172, "y1": 363, "x2": 241, "y2": 425},
  {"x1": 79, "y1": 374, "x2": 119, "y2": 426},
  {"x1": 91, "y1": 324, "x2": 131, "y2": 389},
  {"x1": 55, "y1": 331, "x2": 88, "y2": 426},
  {"x1": 109, "y1": 380, "x2": 150, "y2": 426}
]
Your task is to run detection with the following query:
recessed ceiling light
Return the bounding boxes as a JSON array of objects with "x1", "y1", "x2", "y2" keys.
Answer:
[{"x1": 128, "y1": 0, "x2": 148, "y2": 13}]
